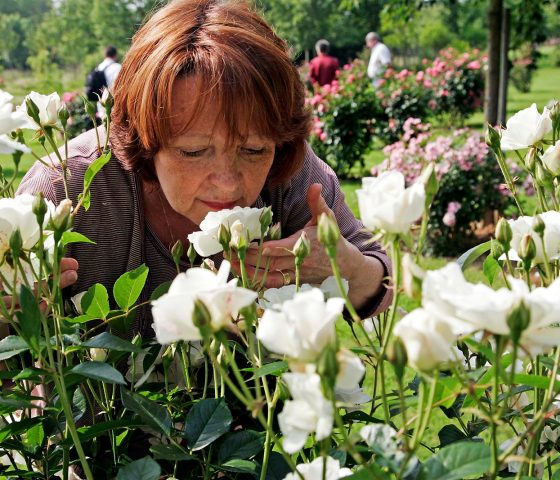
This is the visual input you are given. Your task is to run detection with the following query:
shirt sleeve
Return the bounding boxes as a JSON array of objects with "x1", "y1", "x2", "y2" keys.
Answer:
[
  {"x1": 380, "y1": 45, "x2": 391, "y2": 66},
  {"x1": 278, "y1": 145, "x2": 392, "y2": 317},
  {"x1": 367, "y1": 50, "x2": 375, "y2": 79}
]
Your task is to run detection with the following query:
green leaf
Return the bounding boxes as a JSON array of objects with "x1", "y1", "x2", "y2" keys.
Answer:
[
  {"x1": 16, "y1": 285, "x2": 42, "y2": 354},
  {"x1": 0, "y1": 417, "x2": 43, "y2": 442},
  {"x1": 65, "y1": 314, "x2": 97, "y2": 324},
  {"x1": 217, "y1": 430, "x2": 265, "y2": 463},
  {"x1": 61, "y1": 231, "x2": 95, "y2": 247},
  {"x1": 70, "y1": 361, "x2": 126, "y2": 385},
  {"x1": 482, "y1": 256, "x2": 500, "y2": 285},
  {"x1": 342, "y1": 464, "x2": 391, "y2": 480},
  {"x1": 456, "y1": 241, "x2": 491, "y2": 271},
  {"x1": 256, "y1": 452, "x2": 291, "y2": 480},
  {"x1": 150, "y1": 280, "x2": 171, "y2": 301},
  {"x1": 254, "y1": 361, "x2": 288, "y2": 378},
  {"x1": 183, "y1": 398, "x2": 232, "y2": 451},
  {"x1": 433, "y1": 376, "x2": 461, "y2": 409},
  {"x1": 438, "y1": 425, "x2": 467, "y2": 447},
  {"x1": 512, "y1": 374, "x2": 560, "y2": 390},
  {"x1": 81, "y1": 151, "x2": 111, "y2": 211},
  {"x1": 82, "y1": 332, "x2": 142, "y2": 353},
  {"x1": 75, "y1": 419, "x2": 144, "y2": 442},
  {"x1": 13, "y1": 367, "x2": 46, "y2": 381},
  {"x1": 150, "y1": 444, "x2": 192, "y2": 461},
  {"x1": 24, "y1": 422, "x2": 44, "y2": 449},
  {"x1": 81, "y1": 283, "x2": 110, "y2": 320},
  {"x1": 116, "y1": 456, "x2": 161, "y2": 480},
  {"x1": 419, "y1": 441, "x2": 491, "y2": 480},
  {"x1": 121, "y1": 389, "x2": 171, "y2": 436},
  {"x1": 220, "y1": 459, "x2": 257, "y2": 474},
  {"x1": 72, "y1": 387, "x2": 86, "y2": 423},
  {"x1": 113, "y1": 264, "x2": 149, "y2": 310},
  {"x1": 0, "y1": 335, "x2": 29, "y2": 360}
]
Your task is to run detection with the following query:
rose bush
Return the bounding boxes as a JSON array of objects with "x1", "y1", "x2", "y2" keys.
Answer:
[
  {"x1": 307, "y1": 48, "x2": 485, "y2": 178},
  {"x1": 1, "y1": 86, "x2": 560, "y2": 480},
  {"x1": 373, "y1": 118, "x2": 514, "y2": 255}
]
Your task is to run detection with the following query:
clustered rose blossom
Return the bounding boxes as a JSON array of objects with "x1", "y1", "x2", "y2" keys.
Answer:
[
  {"x1": 151, "y1": 260, "x2": 257, "y2": 343},
  {"x1": 277, "y1": 368, "x2": 334, "y2": 453},
  {"x1": 256, "y1": 285, "x2": 369, "y2": 451},
  {"x1": 506, "y1": 211, "x2": 560, "y2": 264},
  {"x1": 187, "y1": 206, "x2": 268, "y2": 256},
  {"x1": 395, "y1": 262, "x2": 560, "y2": 371},
  {"x1": 373, "y1": 120, "x2": 491, "y2": 186}
]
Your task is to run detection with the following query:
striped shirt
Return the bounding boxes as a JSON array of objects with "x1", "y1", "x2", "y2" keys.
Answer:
[{"x1": 17, "y1": 129, "x2": 392, "y2": 337}]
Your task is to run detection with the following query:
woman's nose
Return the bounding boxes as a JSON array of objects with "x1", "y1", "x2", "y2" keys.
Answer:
[{"x1": 209, "y1": 154, "x2": 241, "y2": 191}]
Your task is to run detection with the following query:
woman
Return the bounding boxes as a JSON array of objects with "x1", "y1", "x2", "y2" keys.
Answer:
[{"x1": 18, "y1": 0, "x2": 391, "y2": 337}]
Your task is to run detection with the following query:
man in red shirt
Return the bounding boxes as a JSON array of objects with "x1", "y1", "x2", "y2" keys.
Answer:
[{"x1": 308, "y1": 39, "x2": 339, "y2": 88}]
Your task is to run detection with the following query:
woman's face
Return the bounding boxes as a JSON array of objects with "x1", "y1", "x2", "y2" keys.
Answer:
[{"x1": 154, "y1": 77, "x2": 276, "y2": 226}]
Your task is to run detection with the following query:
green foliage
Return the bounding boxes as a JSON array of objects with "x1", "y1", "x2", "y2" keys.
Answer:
[
  {"x1": 426, "y1": 157, "x2": 511, "y2": 256},
  {"x1": 309, "y1": 60, "x2": 383, "y2": 178},
  {"x1": 257, "y1": 0, "x2": 379, "y2": 59}
]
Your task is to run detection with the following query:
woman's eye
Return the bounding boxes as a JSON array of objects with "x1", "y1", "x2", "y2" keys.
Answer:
[
  {"x1": 241, "y1": 147, "x2": 267, "y2": 155},
  {"x1": 178, "y1": 149, "x2": 206, "y2": 158}
]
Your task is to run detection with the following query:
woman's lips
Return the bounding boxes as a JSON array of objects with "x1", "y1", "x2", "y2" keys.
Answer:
[{"x1": 201, "y1": 200, "x2": 239, "y2": 210}]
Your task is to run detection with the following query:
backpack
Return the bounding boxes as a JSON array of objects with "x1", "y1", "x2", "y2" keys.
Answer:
[{"x1": 85, "y1": 64, "x2": 110, "y2": 102}]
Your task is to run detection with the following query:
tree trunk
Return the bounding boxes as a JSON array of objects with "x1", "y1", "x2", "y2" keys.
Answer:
[
  {"x1": 485, "y1": 0, "x2": 502, "y2": 126},
  {"x1": 497, "y1": 7, "x2": 510, "y2": 125}
]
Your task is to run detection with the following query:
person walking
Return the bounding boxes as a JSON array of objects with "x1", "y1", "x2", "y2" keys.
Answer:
[
  {"x1": 308, "y1": 39, "x2": 339, "y2": 88},
  {"x1": 97, "y1": 45, "x2": 122, "y2": 90},
  {"x1": 365, "y1": 32, "x2": 391, "y2": 86}
]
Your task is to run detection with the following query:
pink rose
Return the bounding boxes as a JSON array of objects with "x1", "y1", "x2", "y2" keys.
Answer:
[{"x1": 442, "y1": 212, "x2": 456, "y2": 227}]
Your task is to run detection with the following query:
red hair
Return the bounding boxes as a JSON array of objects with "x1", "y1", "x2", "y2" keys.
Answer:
[{"x1": 110, "y1": 0, "x2": 311, "y2": 185}]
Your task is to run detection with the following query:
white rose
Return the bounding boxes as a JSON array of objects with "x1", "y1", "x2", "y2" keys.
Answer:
[
  {"x1": 283, "y1": 457, "x2": 352, "y2": 480},
  {"x1": 187, "y1": 206, "x2": 268, "y2": 257},
  {"x1": 256, "y1": 288, "x2": 344, "y2": 362},
  {"x1": 507, "y1": 212, "x2": 560, "y2": 263},
  {"x1": 71, "y1": 291, "x2": 87, "y2": 314},
  {"x1": 356, "y1": 171, "x2": 425, "y2": 234},
  {"x1": 335, "y1": 349, "x2": 370, "y2": 409},
  {"x1": 0, "y1": 194, "x2": 55, "y2": 258},
  {"x1": 0, "y1": 90, "x2": 30, "y2": 154},
  {"x1": 541, "y1": 140, "x2": 560, "y2": 176},
  {"x1": 516, "y1": 276, "x2": 560, "y2": 355},
  {"x1": 500, "y1": 103, "x2": 552, "y2": 151},
  {"x1": 151, "y1": 260, "x2": 257, "y2": 344},
  {"x1": 422, "y1": 262, "x2": 515, "y2": 336},
  {"x1": 278, "y1": 370, "x2": 333, "y2": 453},
  {"x1": 401, "y1": 253, "x2": 424, "y2": 299},
  {"x1": 17, "y1": 91, "x2": 62, "y2": 130},
  {"x1": 393, "y1": 308, "x2": 457, "y2": 371}
]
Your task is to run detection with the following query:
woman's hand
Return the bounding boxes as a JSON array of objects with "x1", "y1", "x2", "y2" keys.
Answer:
[
  {"x1": 60, "y1": 257, "x2": 79, "y2": 289},
  {"x1": 231, "y1": 184, "x2": 385, "y2": 310},
  {"x1": 0, "y1": 257, "x2": 80, "y2": 329}
]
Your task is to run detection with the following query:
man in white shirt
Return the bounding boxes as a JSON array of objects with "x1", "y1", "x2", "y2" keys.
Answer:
[
  {"x1": 365, "y1": 32, "x2": 391, "y2": 86},
  {"x1": 97, "y1": 45, "x2": 122, "y2": 90}
]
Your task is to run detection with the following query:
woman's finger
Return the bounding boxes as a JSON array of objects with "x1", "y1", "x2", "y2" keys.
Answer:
[{"x1": 60, "y1": 257, "x2": 79, "y2": 273}]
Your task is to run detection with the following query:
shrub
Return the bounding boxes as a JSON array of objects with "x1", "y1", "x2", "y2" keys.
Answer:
[
  {"x1": 422, "y1": 48, "x2": 485, "y2": 123},
  {"x1": 308, "y1": 60, "x2": 384, "y2": 178},
  {"x1": 373, "y1": 119, "x2": 513, "y2": 255},
  {"x1": 307, "y1": 49, "x2": 485, "y2": 178},
  {"x1": 62, "y1": 91, "x2": 98, "y2": 139},
  {"x1": 510, "y1": 43, "x2": 539, "y2": 93}
]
